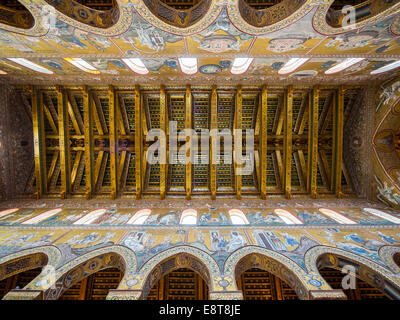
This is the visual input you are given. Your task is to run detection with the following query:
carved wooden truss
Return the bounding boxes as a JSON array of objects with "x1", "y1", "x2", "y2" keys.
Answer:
[{"x1": 19, "y1": 84, "x2": 361, "y2": 200}]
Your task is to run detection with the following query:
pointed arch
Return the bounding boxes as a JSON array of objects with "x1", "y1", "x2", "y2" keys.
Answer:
[
  {"x1": 24, "y1": 0, "x2": 133, "y2": 36},
  {"x1": 42, "y1": 0, "x2": 119, "y2": 29},
  {"x1": 378, "y1": 246, "x2": 400, "y2": 274},
  {"x1": 0, "y1": 245, "x2": 61, "y2": 282},
  {"x1": 0, "y1": 0, "x2": 51, "y2": 36},
  {"x1": 305, "y1": 246, "x2": 400, "y2": 300},
  {"x1": 223, "y1": 246, "x2": 325, "y2": 300},
  {"x1": 0, "y1": 245, "x2": 61, "y2": 299},
  {"x1": 0, "y1": 1, "x2": 34, "y2": 29},
  {"x1": 237, "y1": 0, "x2": 306, "y2": 28},
  {"x1": 134, "y1": 0, "x2": 222, "y2": 36},
  {"x1": 137, "y1": 246, "x2": 220, "y2": 299},
  {"x1": 141, "y1": 0, "x2": 212, "y2": 28},
  {"x1": 141, "y1": 252, "x2": 211, "y2": 299},
  {"x1": 313, "y1": 0, "x2": 400, "y2": 35},
  {"x1": 41, "y1": 245, "x2": 137, "y2": 300},
  {"x1": 226, "y1": 0, "x2": 312, "y2": 35}
]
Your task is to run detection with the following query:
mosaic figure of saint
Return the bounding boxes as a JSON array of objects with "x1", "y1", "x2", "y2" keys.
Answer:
[
  {"x1": 329, "y1": 30, "x2": 379, "y2": 51},
  {"x1": 267, "y1": 37, "x2": 308, "y2": 53}
]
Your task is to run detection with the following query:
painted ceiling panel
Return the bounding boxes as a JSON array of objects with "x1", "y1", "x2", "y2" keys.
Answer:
[{"x1": 0, "y1": 0, "x2": 397, "y2": 84}]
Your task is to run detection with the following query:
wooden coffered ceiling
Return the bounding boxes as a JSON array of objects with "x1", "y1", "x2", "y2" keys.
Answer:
[{"x1": 20, "y1": 84, "x2": 358, "y2": 200}]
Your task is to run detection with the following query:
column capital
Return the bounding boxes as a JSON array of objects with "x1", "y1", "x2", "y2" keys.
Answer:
[
  {"x1": 106, "y1": 289, "x2": 143, "y2": 300},
  {"x1": 209, "y1": 290, "x2": 243, "y2": 300},
  {"x1": 309, "y1": 289, "x2": 347, "y2": 300},
  {"x1": 3, "y1": 289, "x2": 43, "y2": 300}
]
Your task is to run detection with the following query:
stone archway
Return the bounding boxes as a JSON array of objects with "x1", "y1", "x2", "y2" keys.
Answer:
[
  {"x1": 224, "y1": 246, "x2": 343, "y2": 300},
  {"x1": 41, "y1": 245, "x2": 137, "y2": 300},
  {"x1": 305, "y1": 246, "x2": 400, "y2": 300},
  {"x1": 0, "y1": 245, "x2": 62, "y2": 300},
  {"x1": 141, "y1": 252, "x2": 211, "y2": 300},
  {"x1": 232, "y1": 251, "x2": 309, "y2": 300},
  {"x1": 141, "y1": 252, "x2": 212, "y2": 299},
  {"x1": 44, "y1": 251, "x2": 125, "y2": 300}
]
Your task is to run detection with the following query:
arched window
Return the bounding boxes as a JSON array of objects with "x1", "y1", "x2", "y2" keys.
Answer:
[
  {"x1": 180, "y1": 209, "x2": 198, "y2": 225},
  {"x1": 229, "y1": 209, "x2": 249, "y2": 225},
  {"x1": 22, "y1": 208, "x2": 62, "y2": 224},
  {"x1": 274, "y1": 209, "x2": 303, "y2": 225},
  {"x1": 0, "y1": 208, "x2": 19, "y2": 219},
  {"x1": 319, "y1": 208, "x2": 357, "y2": 224},
  {"x1": 122, "y1": 58, "x2": 149, "y2": 75},
  {"x1": 126, "y1": 209, "x2": 152, "y2": 225},
  {"x1": 73, "y1": 209, "x2": 107, "y2": 225},
  {"x1": 178, "y1": 58, "x2": 198, "y2": 75},
  {"x1": 231, "y1": 58, "x2": 253, "y2": 75},
  {"x1": 7, "y1": 58, "x2": 53, "y2": 74},
  {"x1": 363, "y1": 208, "x2": 400, "y2": 224}
]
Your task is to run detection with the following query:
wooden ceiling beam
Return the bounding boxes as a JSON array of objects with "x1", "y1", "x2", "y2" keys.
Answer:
[
  {"x1": 333, "y1": 86, "x2": 345, "y2": 198},
  {"x1": 185, "y1": 85, "x2": 192, "y2": 200},
  {"x1": 319, "y1": 92, "x2": 332, "y2": 134},
  {"x1": 46, "y1": 151, "x2": 59, "y2": 184},
  {"x1": 307, "y1": 87, "x2": 319, "y2": 198},
  {"x1": 134, "y1": 85, "x2": 142, "y2": 199},
  {"x1": 72, "y1": 151, "x2": 85, "y2": 192},
  {"x1": 234, "y1": 85, "x2": 242, "y2": 200},
  {"x1": 32, "y1": 87, "x2": 47, "y2": 198},
  {"x1": 67, "y1": 92, "x2": 84, "y2": 136},
  {"x1": 275, "y1": 95, "x2": 284, "y2": 135},
  {"x1": 260, "y1": 85, "x2": 268, "y2": 199},
  {"x1": 109, "y1": 85, "x2": 118, "y2": 199},
  {"x1": 94, "y1": 150, "x2": 104, "y2": 191},
  {"x1": 43, "y1": 101, "x2": 58, "y2": 134},
  {"x1": 296, "y1": 92, "x2": 309, "y2": 135},
  {"x1": 57, "y1": 86, "x2": 70, "y2": 199},
  {"x1": 210, "y1": 85, "x2": 217, "y2": 200},
  {"x1": 92, "y1": 94, "x2": 105, "y2": 135},
  {"x1": 117, "y1": 94, "x2": 129, "y2": 136},
  {"x1": 70, "y1": 150, "x2": 83, "y2": 188},
  {"x1": 93, "y1": 93, "x2": 108, "y2": 135},
  {"x1": 283, "y1": 86, "x2": 293, "y2": 199},
  {"x1": 82, "y1": 86, "x2": 94, "y2": 199},
  {"x1": 160, "y1": 85, "x2": 167, "y2": 200},
  {"x1": 297, "y1": 149, "x2": 307, "y2": 189}
]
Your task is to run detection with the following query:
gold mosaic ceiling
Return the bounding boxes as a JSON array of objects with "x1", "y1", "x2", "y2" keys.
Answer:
[{"x1": 0, "y1": 0, "x2": 398, "y2": 85}]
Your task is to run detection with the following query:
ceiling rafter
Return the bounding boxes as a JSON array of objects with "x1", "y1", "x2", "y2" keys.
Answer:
[
  {"x1": 109, "y1": 85, "x2": 118, "y2": 199},
  {"x1": 32, "y1": 86, "x2": 46, "y2": 198},
  {"x1": 332, "y1": 86, "x2": 345, "y2": 198},
  {"x1": 307, "y1": 87, "x2": 319, "y2": 198},
  {"x1": 234, "y1": 85, "x2": 242, "y2": 200},
  {"x1": 57, "y1": 86, "x2": 70, "y2": 198},
  {"x1": 283, "y1": 86, "x2": 293, "y2": 199},
  {"x1": 26, "y1": 84, "x2": 356, "y2": 200},
  {"x1": 135, "y1": 85, "x2": 142, "y2": 199},
  {"x1": 83, "y1": 86, "x2": 93, "y2": 199},
  {"x1": 67, "y1": 91, "x2": 84, "y2": 136}
]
